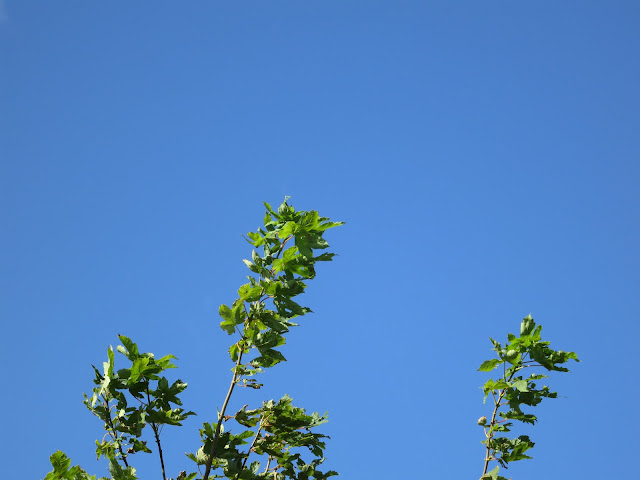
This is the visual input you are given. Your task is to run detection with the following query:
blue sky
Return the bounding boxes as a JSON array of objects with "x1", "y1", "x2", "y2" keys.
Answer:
[{"x1": 1, "y1": 2, "x2": 638, "y2": 479}]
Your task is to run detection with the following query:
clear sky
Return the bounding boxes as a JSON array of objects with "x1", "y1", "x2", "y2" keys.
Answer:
[{"x1": 1, "y1": 2, "x2": 638, "y2": 479}]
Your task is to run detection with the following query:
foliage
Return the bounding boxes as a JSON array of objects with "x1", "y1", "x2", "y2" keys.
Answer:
[
  {"x1": 44, "y1": 199, "x2": 579, "y2": 480},
  {"x1": 477, "y1": 315, "x2": 579, "y2": 480},
  {"x1": 83, "y1": 335, "x2": 194, "y2": 477},
  {"x1": 45, "y1": 451, "x2": 96, "y2": 480},
  {"x1": 45, "y1": 198, "x2": 343, "y2": 480}
]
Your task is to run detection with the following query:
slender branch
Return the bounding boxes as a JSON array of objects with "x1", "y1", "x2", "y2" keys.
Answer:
[
  {"x1": 235, "y1": 414, "x2": 270, "y2": 480},
  {"x1": 482, "y1": 387, "x2": 507, "y2": 476},
  {"x1": 269, "y1": 235, "x2": 293, "y2": 275},
  {"x1": 482, "y1": 366, "x2": 522, "y2": 476},
  {"x1": 150, "y1": 423, "x2": 166, "y2": 480},
  {"x1": 146, "y1": 386, "x2": 167, "y2": 480},
  {"x1": 203, "y1": 348, "x2": 245, "y2": 480},
  {"x1": 203, "y1": 248, "x2": 270, "y2": 480},
  {"x1": 101, "y1": 395, "x2": 129, "y2": 467},
  {"x1": 275, "y1": 235, "x2": 292, "y2": 259}
]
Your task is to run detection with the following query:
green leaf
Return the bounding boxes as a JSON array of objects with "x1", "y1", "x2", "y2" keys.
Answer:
[
  {"x1": 242, "y1": 258, "x2": 260, "y2": 273},
  {"x1": 478, "y1": 359, "x2": 502, "y2": 372},
  {"x1": 274, "y1": 296, "x2": 311, "y2": 318},
  {"x1": 102, "y1": 346, "x2": 115, "y2": 381},
  {"x1": 549, "y1": 349, "x2": 580, "y2": 366},
  {"x1": 300, "y1": 210, "x2": 320, "y2": 229},
  {"x1": 254, "y1": 330, "x2": 286, "y2": 350},
  {"x1": 229, "y1": 343, "x2": 240, "y2": 361},
  {"x1": 108, "y1": 459, "x2": 138, "y2": 480},
  {"x1": 512, "y1": 379, "x2": 529, "y2": 392},
  {"x1": 500, "y1": 410, "x2": 538, "y2": 425},
  {"x1": 129, "y1": 357, "x2": 150, "y2": 383},
  {"x1": 117, "y1": 336, "x2": 139, "y2": 360},
  {"x1": 253, "y1": 348, "x2": 287, "y2": 368},
  {"x1": 232, "y1": 298, "x2": 247, "y2": 324},
  {"x1": 45, "y1": 451, "x2": 96, "y2": 480},
  {"x1": 263, "y1": 201, "x2": 281, "y2": 220},
  {"x1": 278, "y1": 197, "x2": 292, "y2": 214},
  {"x1": 529, "y1": 345, "x2": 555, "y2": 370},
  {"x1": 220, "y1": 318, "x2": 235, "y2": 335},
  {"x1": 280, "y1": 221, "x2": 298, "y2": 238},
  {"x1": 130, "y1": 438, "x2": 152, "y2": 454},
  {"x1": 480, "y1": 465, "x2": 500, "y2": 480},
  {"x1": 306, "y1": 234, "x2": 329, "y2": 250},
  {"x1": 260, "y1": 278, "x2": 281, "y2": 296},
  {"x1": 155, "y1": 353, "x2": 178, "y2": 370},
  {"x1": 219, "y1": 304, "x2": 237, "y2": 334},
  {"x1": 502, "y1": 435, "x2": 535, "y2": 462},
  {"x1": 185, "y1": 449, "x2": 207, "y2": 466},
  {"x1": 316, "y1": 220, "x2": 346, "y2": 232},
  {"x1": 483, "y1": 379, "x2": 510, "y2": 395},
  {"x1": 219, "y1": 304, "x2": 233, "y2": 321},
  {"x1": 246, "y1": 231, "x2": 265, "y2": 247},
  {"x1": 295, "y1": 235, "x2": 313, "y2": 259},
  {"x1": 313, "y1": 252, "x2": 336, "y2": 262},
  {"x1": 238, "y1": 283, "x2": 263, "y2": 301},
  {"x1": 504, "y1": 349, "x2": 520, "y2": 364},
  {"x1": 49, "y1": 451, "x2": 72, "y2": 474},
  {"x1": 282, "y1": 245, "x2": 300, "y2": 263}
]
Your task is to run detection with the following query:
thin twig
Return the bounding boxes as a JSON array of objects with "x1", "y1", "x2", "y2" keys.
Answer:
[
  {"x1": 102, "y1": 395, "x2": 129, "y2": 467},
  {"x1": 235, "y1": 414, "x2": 270, "y2": 480},
  {"x1": 203, "y1": 349, "x2": 244, "y2": 480},
  {"x1": 269, "y1": 235, "x2": 293, "y2": 275},
  {"x1": 146, "y1": 386, "x2": 167, "y2": 480},
  {"x1": 482, "y1": 366, "x2": 522, "y2": 477},
  {"x1": 151, "y1": 423, "x2": 166, "y2": 480}
]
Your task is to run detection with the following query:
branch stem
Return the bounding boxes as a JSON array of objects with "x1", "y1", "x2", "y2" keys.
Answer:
[
  {"x1": 203, "y1": 348, "x2": 244, "y2": 480},
  {"x1": 146, "y1": 386, "x2": 167, "y2": 480},
  {"x1": 482, "y1": 366, "x2": 522, "y2": 477},
  {"x1": 102, "y1": 395, "x2": 129, "y2": 467},
  {"x1": 235, "y1": 415, "x2": 269, "y2": 480},
  {"x1": 151, "y1": 423, "x2": 166, "y2": 480}
]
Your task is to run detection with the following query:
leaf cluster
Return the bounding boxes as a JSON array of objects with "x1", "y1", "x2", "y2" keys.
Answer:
[
  {"x1": 45, "y1": 199, "x2": 344, "y2": 480},
  {"x1": 83, "y1": 335, "x2": 195, "y2": 469},
  {"x1": 478, "y1": 315, "x2": 579, "y2": 479},
  {"x1": 192, "y1": 198, "x2": 343, "y2": 480},
  {"x1": 46, "y1": 335, "x2": 195, "y2": 480},
  {"x1": 189, "y1": 395, "x2": 337, "y2": 480},
  {"x1": 45, "y1": 451, "x2": 97, "y2": 480},
  {"x1": 220, "y1": 199, "x2": 343, "y2": 369}
]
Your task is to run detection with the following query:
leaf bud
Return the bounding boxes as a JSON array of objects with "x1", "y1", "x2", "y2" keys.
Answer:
[
  {"x1": 477, "y1": 416, "x2": 487, "y2": 426},
  {"x1": 520, "y1": 315, "x2": 535, "y2": 336}
]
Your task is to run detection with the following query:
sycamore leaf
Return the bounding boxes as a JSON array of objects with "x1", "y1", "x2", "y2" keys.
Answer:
[{"x1": 478, "y1": 359, "x2": 503, "y2": 372}]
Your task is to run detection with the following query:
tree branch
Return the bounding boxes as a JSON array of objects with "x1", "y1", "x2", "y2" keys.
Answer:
[
  {"x1": 235, "y1": 414, "x2": 269, "y2": 480},
  {"x1": 101, "y1": 395, "x2": 129, "y2": 468},
  {"x1": 482, "y1": 366, "x2": 522, "y2": 477},
  {"x1": 203, "y1": 348, "x2": 244, "y2": 480},
  {"x1": 146, "y1": 386, "x2": 166, "y2": 480}
]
